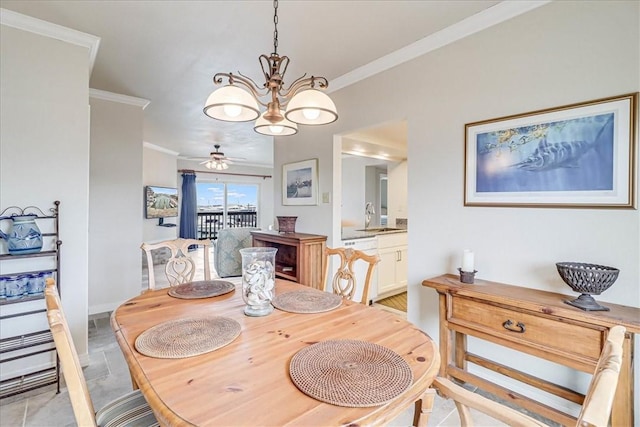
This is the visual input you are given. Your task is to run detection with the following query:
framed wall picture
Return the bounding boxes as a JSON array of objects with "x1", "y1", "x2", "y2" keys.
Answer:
[
  {"x1": 464, "y1": 93, "x2": 637, "y2": 208},
  {"x1": 282, "y1": 159, "x2": 318, "y2": 206}
]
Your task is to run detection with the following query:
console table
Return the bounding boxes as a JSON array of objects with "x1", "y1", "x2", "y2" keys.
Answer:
[
  {"x1": 422, "y1": 274, "x2": 639, "y2": 426},
  {"x1": 251, "y1": 231, "x2": 326, "y2": 289}
]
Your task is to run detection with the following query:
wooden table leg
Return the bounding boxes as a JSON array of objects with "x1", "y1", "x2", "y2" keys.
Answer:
[{"x1": 413, "y1": 388, "x2": 437, "y2": 427}]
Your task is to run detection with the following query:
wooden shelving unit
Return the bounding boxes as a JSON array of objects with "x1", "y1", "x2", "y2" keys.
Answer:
[{"x1": 0, "y1": 201, "x2": 61, "y2": 399}]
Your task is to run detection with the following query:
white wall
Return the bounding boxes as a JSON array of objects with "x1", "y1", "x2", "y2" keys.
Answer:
[
  {"x1": 275, "y1": 132, "x2": 335, "y2": 236},
  {"x1": 387, "y1": 160, "x2": 407, "y2": 227},
  {"x1": 143, "y1": 145, "x2": 179, "y2": 242},
  {"x1": 0, "y1": 24, "x2": 91, "y2": 356},
  {"x1": 275, "y1": 1, "x2": 639, "y2": 416},
  {"x1": 341, "y1": 156, "x2": 368, "y2": 228},
  {"x1": 89, "y1": 96, "x2": 145, "y2": 314}
]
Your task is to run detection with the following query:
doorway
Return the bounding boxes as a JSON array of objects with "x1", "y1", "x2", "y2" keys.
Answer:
[{"x1": 334, "y1": 120, "x2": 408, "y2": 313}]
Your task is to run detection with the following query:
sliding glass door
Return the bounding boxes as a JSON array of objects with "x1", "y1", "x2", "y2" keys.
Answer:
[{"x1": 196, "y1": 182, "x2": 258, "y2": 239}]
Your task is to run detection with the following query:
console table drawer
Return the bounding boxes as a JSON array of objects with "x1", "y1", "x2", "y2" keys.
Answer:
[{"x1": 450, "y1": 296, "x2": 604, "y2": 361}]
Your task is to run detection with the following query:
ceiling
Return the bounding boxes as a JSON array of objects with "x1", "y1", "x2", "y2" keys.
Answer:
[{"x1": 1, "y1": 0, "x2": 503, "y2": 167}]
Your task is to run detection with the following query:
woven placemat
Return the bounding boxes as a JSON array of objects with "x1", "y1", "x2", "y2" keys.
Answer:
[
  {"x1": 289, "y1": 339, "x2": 413, "y2": 407},
  {"x1": 167, "y1": 280, "x2": 235, "y2": 299},
  {"x1": 272, "y1": 290, "x2": 342, "y2": 314},
  {"x1": 135, "y1": 317, "x2": 241, "y2": 359}
]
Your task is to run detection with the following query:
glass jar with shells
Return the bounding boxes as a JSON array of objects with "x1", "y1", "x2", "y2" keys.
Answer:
[{"x1": 240, "y1": 247, "x2": 277, "y2": 316}]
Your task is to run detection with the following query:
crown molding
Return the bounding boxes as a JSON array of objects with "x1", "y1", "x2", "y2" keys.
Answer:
[
  {"x1": 90, "y1": 88, "x2": 150, "y2": 110},
  {"x1": 144, "y1": 142, "x2": 180, "y2": 156},
  {"x1": 329, "y1": 0, "x2": 552, "y2": 92},
  {"x1": 0, "y1": 8, "x2": 101, "y2": 76}
]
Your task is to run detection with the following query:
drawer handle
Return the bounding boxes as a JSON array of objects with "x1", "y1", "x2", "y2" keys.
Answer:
[{"x1": 502, "y1": 320, "x2": 526, "y2": 333}]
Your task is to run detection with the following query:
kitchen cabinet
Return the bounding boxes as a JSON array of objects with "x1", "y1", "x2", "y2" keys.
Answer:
[
  {"x1": 375, "y1": 232, "x2": 407, "y2": 299},
  {"x1": 250, "y1": 231, "x2": 326, "y2": 290}
]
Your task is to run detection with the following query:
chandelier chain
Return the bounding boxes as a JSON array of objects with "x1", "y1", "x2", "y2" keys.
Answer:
[{"x1": 273, "y1": 0, "x2": 279, "y2": 55}]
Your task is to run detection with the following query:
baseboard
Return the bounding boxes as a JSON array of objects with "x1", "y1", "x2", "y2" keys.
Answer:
[
  {"x1": 373, "y1": 287, "x2": 407, "y2": 302},
  {"x1": 78, "y1": 352, "x2": 90, "y2": 368},
  {"x1": 89, "y1": 301, "x2": 120, "y2": 316}
]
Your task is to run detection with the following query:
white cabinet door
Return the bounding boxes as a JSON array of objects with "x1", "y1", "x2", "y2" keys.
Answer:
[
  {"x1": 377, "y1": 247, "x2": 398, "y2": 295},
  {"x1": 376, "y1": 233, "x2": 408, "y2": 298},
  {"x1": 396, "y1": 247, "x2": 408, "y2": 288}
]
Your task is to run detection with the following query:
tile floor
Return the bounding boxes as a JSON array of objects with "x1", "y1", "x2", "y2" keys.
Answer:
[{"x1": 1, "y1": 247, "x2": 554, "y2": 426}]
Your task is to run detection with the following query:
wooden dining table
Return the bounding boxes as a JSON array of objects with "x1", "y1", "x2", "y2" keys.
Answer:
[{"x1": 111, "y1": 279, "x2": 440, "y2": 426}]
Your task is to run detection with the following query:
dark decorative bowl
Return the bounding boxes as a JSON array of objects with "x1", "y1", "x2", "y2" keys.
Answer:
[
  {"x1": 556, "y1": 262, "x2": 619, "y2": 311},
  {"x1": 277, "y1": 216, "x2": 297, "y2": 234}
]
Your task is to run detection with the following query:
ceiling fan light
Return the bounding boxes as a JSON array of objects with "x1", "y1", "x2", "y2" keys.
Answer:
[
  {"x1": 254, "y1": 110, "x2": 298, "y2": 136},
  {"x1": 285, "y1": 89, "x2": 338, "y2": 125},
  {"x1": 203, "y1": 85, "x2": 260, "y2": 122}
]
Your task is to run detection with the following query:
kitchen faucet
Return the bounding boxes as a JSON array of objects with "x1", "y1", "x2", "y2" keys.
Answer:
[{"x1": 365, "y1": 202, "x2": 375, "y2": 229}]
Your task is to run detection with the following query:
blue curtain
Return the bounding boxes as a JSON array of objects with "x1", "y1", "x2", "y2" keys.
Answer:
[{"x1": 179, "y1": 172, "x2": 197, "y2": 240}]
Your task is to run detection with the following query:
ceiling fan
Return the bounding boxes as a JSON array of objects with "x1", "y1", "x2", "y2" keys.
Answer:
[{"x1": 199, "y1": 144, "x2": 245, "y2": 170}]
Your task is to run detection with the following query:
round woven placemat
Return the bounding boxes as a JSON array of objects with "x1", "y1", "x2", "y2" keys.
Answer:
[
  {"x1": 167, "y1": 280, "x2": 235, "y2": 299},
  {"x1": 135, "y1": 317, "x2": 241, "y2": 359},
  {"x1": 272, "y1": 290, "x2": 342, "y2": 314},
  {"x1": 289, "y1": 339, "x2": 413, "y2": 407}
]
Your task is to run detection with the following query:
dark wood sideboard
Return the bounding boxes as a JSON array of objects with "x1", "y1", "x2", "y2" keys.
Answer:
[
  {"x1": 422, "y1": 274, "x2": 639, "y2": 427},
  {"x1": 251, "y1": 231, "x2": 326, "y2": 290}
]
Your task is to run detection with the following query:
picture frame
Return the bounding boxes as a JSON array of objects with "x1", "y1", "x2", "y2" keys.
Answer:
[
  {"x1": 282, "y1": 159, "x2": 318, "y2": 206},
  {"x1": 464, "y1": 93, "x2": 637, "y2": 208}
]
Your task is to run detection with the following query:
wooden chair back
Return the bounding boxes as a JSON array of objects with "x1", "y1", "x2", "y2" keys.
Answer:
[
  {"x1": 45, "y1": 278, "x2": 97, "y2": 427},
  {"x1": 321, "y1": 246, "x2": 380, "y2": 305},
  {"x1": 431, "y1": 325, "x2": 626, "y2": 427},
  {"x1": 576, "y1": 325, "x2": 625, "y2": 426},
  {"x1": 141, "y1": 238, "x2": 211, "y2": 290}
]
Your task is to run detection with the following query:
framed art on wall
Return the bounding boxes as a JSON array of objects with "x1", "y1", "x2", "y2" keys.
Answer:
[
  {"x1": 283, "y1": 159, "x2": 318, "y2": 206},
  {"x1": 464, "y1": 93, "x2": 637, "y2": 208}
]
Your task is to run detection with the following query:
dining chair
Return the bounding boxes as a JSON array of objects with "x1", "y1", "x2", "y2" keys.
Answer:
[
  {"x1": 44, "y1": 278, "x2": 159, "y2": 427},
  {"x1": 431, "y1": 325, "x2": 626, "y2": 427},
  {"x1": 321, "y1": 246, "x2": 380, "y2": 305},
  {"x1": 141, "y1": 238, "x2": 211, "y2": 291}
]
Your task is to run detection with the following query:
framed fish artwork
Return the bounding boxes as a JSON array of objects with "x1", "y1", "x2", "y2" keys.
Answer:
[{"x1": 464, "y1": 92, "x2": 637, "y2": 208}]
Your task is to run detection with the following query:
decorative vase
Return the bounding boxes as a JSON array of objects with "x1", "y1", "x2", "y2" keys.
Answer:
[
  {"x1": 0, "y1": 214, "x2": 43, "y2": 255},
  {"x1": 556, "y1": 262, "x2": 619, "y2": 311},
  {"x1": 277, "y1": 216, "x2": 297, "y2": 233},
  {"x1": 240, "y1": 247, "x2": 277, "y2": 316}
]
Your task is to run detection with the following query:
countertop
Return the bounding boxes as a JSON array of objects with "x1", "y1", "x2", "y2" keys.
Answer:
[{"x1": 341, "y1": 227, "x2": 407, "y2": 241}]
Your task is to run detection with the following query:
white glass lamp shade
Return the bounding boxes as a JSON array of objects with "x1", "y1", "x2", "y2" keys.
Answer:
[
  {"x1": 203, "y1": 85, "x2": 260, "y2": 122},
  {"x1": 284, "y1": 89, "x2": 338, "y2": 125},
  {"x1": 254, "y1": 111, "x2": 298, "y2": 136},
  {"x1": 205, "y1": 160, "x2": 229, "y2": 170}
]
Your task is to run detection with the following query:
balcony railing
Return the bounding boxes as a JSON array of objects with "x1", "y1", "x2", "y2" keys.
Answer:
[{"x1": 197, "y1": 210, "x2": 257, "y2": 240}]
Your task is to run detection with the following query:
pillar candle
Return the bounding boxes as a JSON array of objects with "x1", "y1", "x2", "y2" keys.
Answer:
[{"x1": 462, "y1": 250, "x2": 474, "y2": 272}]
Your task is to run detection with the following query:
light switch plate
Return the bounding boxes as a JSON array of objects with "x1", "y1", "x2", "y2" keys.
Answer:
[{"x1": 322, "y1": 192, "x2": 330, "y2": 203}]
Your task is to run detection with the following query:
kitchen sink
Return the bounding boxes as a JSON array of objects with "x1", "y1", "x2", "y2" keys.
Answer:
[{"x1": 355, "y1": 227, "x2": 404, "y2": 232}]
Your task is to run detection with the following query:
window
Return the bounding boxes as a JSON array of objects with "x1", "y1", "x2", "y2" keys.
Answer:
[{"x1": 196, "y1": 182, "x2": 258, "y2": 239}]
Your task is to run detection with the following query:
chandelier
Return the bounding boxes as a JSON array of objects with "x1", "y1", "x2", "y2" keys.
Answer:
[{"x1": 203, "y1": 0, "x2": 338, "y2": 136}]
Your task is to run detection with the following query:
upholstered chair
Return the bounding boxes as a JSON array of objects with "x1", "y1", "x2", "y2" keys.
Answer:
[{"x1": 214, "y1": 228, "x2": 258, "y2": 277}]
